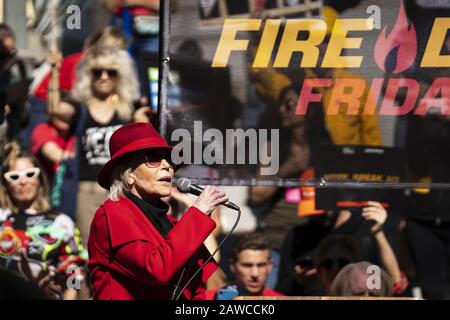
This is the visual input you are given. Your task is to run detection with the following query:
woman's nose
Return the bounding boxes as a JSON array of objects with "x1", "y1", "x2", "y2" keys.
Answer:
[
  {"x1": 100, "y1": 70, "x2": 109, "y2": 80},
  {"x1": 160, "y1": 159, "x2": 172, "y2": 170}
]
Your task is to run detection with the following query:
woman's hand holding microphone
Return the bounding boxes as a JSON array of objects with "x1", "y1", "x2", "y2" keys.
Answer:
[{"x1": 192, "y1": 186, "x2": 229, "y2": 216}]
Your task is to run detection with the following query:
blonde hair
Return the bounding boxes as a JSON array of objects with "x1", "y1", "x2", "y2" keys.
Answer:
[
  {"x1": 83, "y1": 26, "x2": 128, "y2": 50},
  {"x1": 72, "y1": 45, "x2": 139, "y2": 122},
  {"x1": 0, "y1": 141, "x2": 51, "y2": 214}
]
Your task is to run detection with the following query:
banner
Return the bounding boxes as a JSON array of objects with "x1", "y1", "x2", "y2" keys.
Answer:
[
  {"x1": 314, "y1": 146, "x2": 406, "y2": 211},
  {"x1": 197, "y1": 0, "x2": 322, "y2": 26},
  {"x1": 162, "y1": 0, "x2": 450, "y2": 190}
]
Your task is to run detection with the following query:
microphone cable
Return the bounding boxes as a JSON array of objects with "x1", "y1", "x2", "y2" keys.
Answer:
[
  {"x1": 172, "y1": 207, "x2": 241, "y2": 301},
  {"x1": 170, "y1": 265, "x2": 186, "y2": 300}
]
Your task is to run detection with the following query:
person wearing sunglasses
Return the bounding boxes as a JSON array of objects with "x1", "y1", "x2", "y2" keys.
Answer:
[
  {"x1": 249, "y1": 84, "x2": 331, "y2": 289},
  {"x1": 313, "y1": 234, "x2": 361, "y2": 295},
  {"x1": 0, "y1": 141, "x2": 87, "y2": 299},
  {"x1": 71, "y1": 45, "x2": 142, "y2": 248},
  {"x1": 313, "y1": 204, "x2": 407, "y2": 297},
  {"x1": 88, "y1": 122, "x2": 229, "y2": 300}
]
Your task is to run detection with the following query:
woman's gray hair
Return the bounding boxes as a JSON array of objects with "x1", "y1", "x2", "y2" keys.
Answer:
[
  {"x1": 109, "y1": 167, "x2": 133, "y2": 201},
  {"x1": 330, "y1": 261, "x2": 394, "y2": 297},
  {"x1": 108, "y1": 153, "x2": 145, "y2": 201}
]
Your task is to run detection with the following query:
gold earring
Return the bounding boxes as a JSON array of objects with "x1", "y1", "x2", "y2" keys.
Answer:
[{"x1": 111, "y1": 94, "x2": 119, "y2": 104}]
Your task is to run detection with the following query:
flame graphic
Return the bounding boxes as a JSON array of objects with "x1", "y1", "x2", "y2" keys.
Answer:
[{"x1": 374, "y1": 0, "x2": 417, "y2": 73}]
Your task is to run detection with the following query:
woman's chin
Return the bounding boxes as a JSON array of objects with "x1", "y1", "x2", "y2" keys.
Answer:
[{"x1": 157, "y1": 185, "x2": 172, "y2": 198}]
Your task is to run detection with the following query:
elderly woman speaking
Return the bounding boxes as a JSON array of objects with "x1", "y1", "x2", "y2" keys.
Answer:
[{"x1": 88, "y1": 122, "x2": 228, "y2": 300}]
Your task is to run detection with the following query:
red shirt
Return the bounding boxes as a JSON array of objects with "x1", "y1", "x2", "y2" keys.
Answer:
[
  {"x1": 30, "y1": 123, "x2": 75, "y2": 181},
  {"x1": 33, "y1": 52, "x2": 83, "y2": 101},
  {"x1": 205, "y1": 287, "x2": 285, "y2": 300},
  {"x1": 88, "y1": 196, "x2": 218, "y2": 300}
]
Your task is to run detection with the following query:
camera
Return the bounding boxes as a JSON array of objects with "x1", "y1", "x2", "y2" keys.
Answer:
[{"x1": 295, "y1": 254, "x2": 315, "y2": 271}]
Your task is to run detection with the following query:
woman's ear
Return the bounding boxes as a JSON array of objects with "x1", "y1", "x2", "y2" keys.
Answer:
[{"x1": 128, "y1": 172, "x2": 136, "y2": 186}]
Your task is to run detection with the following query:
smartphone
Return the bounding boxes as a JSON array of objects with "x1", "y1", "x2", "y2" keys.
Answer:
[
  {"x1": 295, "y1": 254, "x2": 314, "y2": 271},
  {"x1": 216, "y1": 285, "x2": 239, "y2": 300}
]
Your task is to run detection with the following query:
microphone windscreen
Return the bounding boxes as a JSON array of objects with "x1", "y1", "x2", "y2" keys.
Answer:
[{"x1": 176, "y1": 178, "x2": 191, "y2": 193}]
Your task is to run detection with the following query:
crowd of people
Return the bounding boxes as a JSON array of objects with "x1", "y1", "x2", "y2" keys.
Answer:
[
  {"x1": 0, "y1": 0, "x2": 449, "y2": 300},
  {"x1": 1, "y1": 0, "x2": 160, "y2": 299}
]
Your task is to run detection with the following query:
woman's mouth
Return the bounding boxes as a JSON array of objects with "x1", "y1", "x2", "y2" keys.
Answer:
[{"x1": 158, "y1": 176, "x2": 172, "y2": 183}]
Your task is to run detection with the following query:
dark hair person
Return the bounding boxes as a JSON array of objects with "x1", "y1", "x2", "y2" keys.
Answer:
[
  {"x1": 0, "y1": 23, "x2": 29, "y2": 141},
  {"x1": 315, "y1": 235, "x2": 361, "y2": 294},
  {"x1": 88, "y1": 122, "x2": 229, "y2": 300},
  {"x1": 30, "y1": 92, "x2": 81, "y2": 183},
  {"x1": 0, "y1": 23, "x2": 16, "y2": 58},
  {"x1": 249, "y1": 83, "x2": 332, "y2": 288},
  {"x1": 0, "y1": 142, "x2": 87, "y2": 299},
  {"x1": 215, "y1": 232, "x2": 283, "y2": 298}
]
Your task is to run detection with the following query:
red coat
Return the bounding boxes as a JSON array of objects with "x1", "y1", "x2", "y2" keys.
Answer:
[{"x1": 87, "y1": 195, "x2": 217, "y2": 300}]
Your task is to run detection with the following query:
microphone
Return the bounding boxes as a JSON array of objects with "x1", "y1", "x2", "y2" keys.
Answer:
[{"x1": 176, "y1": 178, "x2": 240, "y2": 211}]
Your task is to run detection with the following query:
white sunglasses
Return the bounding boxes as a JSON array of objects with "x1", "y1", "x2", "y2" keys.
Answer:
[{"x1": 3, "y1": 168, "x2": 41, "y2": 184}]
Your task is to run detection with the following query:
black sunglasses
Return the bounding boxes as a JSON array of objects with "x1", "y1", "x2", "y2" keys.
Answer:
[
  {"x1": 91, "y1": 68, "x2": 118, "y2": 79},
  {"x1": 144, "y1": 150, "x2": 176, "y2": 168}
]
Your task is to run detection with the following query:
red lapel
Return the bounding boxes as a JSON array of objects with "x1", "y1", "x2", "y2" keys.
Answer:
[{"x1": 102, "y1": 196, "x2": 166, "y2": 248}]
